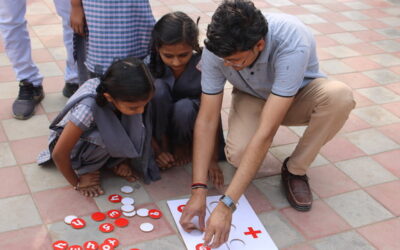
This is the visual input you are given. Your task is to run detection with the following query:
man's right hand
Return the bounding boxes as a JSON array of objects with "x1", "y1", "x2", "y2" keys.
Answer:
[{"x1": 179, "y1": 189, "x2": 207, "y2": 232}]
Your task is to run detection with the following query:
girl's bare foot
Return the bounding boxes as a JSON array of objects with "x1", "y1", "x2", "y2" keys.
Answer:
[
  {"x1": 208, "y1": 161, "x2": 224, "y2": 189},
  {"x1": 78, "y1": 185, "x2": 104, "y2": 197},
  {"x1": 77, "y1": 171, "x2": 104, "y2": 197},
  {"x1": 113, "y1": 161, "x2": 138, "y2": 182},
  {"x1": 156, "y1": 151, "x2": 176, "y2": 170},
  {"x1": 173, "y1": 144, "x2": 191, "y2": 166}
]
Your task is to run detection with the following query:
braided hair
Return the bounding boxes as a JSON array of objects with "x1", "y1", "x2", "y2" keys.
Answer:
[
  {"x1": 149, "y1": 11, "x2": 201, "y2": 78},
  {"x1": 96, "y1": 57, "x2": 154, "y2": 106}
]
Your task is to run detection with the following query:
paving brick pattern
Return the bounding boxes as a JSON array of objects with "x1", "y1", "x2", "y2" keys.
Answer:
[{"x1": 0, "y1": 0, "x2": 399, "y2": 249}]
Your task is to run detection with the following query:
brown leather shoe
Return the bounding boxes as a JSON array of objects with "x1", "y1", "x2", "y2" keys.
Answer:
[{"x1": 281, "y1": 158, "x2": 312, "y2": 211}]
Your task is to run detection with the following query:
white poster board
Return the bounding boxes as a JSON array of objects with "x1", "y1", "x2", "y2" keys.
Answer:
[{"x1": 167, "y1": 195, "x2": 278, "y2": 250}]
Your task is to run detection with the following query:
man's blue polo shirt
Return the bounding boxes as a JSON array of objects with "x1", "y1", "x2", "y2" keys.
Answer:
[{"x1": 201, "y1": 13, "x2": 326, "y2": 99}]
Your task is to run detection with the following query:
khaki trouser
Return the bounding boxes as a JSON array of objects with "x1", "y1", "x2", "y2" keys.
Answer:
[{"x1": 224, "y1": 78, "x2": 356, "y2": 176}]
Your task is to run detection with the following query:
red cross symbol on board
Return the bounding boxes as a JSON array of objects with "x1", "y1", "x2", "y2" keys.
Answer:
[{"x1": 244, "y1": 227, "x2": 262, "y2": 238}]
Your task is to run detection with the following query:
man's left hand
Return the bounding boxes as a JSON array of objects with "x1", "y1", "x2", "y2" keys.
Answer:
[{"x1": 203, "y1": 202, "x2": 232, "y2": 248}]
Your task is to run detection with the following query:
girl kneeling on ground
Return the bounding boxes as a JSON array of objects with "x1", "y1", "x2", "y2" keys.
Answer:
[
  {"x1": 149, "y1": 12, "x2": 226, "y2": 186},
  {"x1": 38, "y1": 57, "x2": 159, "y2": 197}
]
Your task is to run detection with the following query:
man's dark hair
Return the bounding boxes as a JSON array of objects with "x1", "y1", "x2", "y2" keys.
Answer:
[{"x1": 205, "y1": 0, "x2": 268, "y2": 58}]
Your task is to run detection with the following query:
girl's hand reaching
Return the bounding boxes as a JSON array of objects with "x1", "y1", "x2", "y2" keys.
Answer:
[{"x1": 112, "y1": 161, "x2": 138, "y2": 182}]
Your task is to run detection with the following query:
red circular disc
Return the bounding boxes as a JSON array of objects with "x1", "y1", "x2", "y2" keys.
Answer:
[
  {"x1": 107, "y1": 209, "x2": 121, "y2": 219},
  {"x1": 83, "y1": 241, "x2": 99, "y2": 250},
  {"x1": 103, "y1": 238, "x2": 119, "y2": 248},
  {"x1": 53, "y1": 240, "x2": 68, "y2": 250},
  {"x1": 108, "y1": 194, "x2": 122, "y2": 203},
  {"x1": 99, "y1": 243, "x2": 114, "y2": 250},
  {"x1": 148, "y1": 209, "x2": 162, "y2": 219},
  {"x1": 195, "y1": 243, "x2": 211, "y2": 250},
  {"x1": 91, "y1": 212, "x2": 106, "y2": 222},
  {"x1": 177, "y1": 205, "x2": 186, "y2": 213},
  {"x1": 70, "y1": 218, "x2": 86, "y2": 229},
  {"x1": 68, "y1": 245, "x2": 83, "y2": 250},
  {"x1": 99, "y1": 223, "x2": 114, "y2": 233},
  {"x1": 114, "y1": 218, "x2": 129, "y2": 227}
]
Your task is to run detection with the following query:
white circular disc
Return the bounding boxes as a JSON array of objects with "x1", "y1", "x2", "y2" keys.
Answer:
[
  {"x1": 140, "y1": 222, "x2": 154, "y2": 232},
  {"x1": 229, "y1": 239, "x2": 246, "y2": 248},
  {"x1": 121, "y1": 185, "x2": 134, "y2": 194},
  {"x1": 123, "y1": 210, "x2": 136, "y2": 217},
  {"x1": 121, "y1": 197, "x2": 134, "y2": 205},
  {"x1": 137, "y1": 208, "x2": 149, "y2": 217},
  {"x1": 64, "y1": 215, "x2": 77, "y2": 225},
  {"x1": 121, "y1": 204, "x2": 135, "y2": 213}
]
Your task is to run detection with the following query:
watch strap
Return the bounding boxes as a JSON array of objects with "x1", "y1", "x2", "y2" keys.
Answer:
[{"x1": 219, "y1": 195, "x2": 236, "y2": 212}]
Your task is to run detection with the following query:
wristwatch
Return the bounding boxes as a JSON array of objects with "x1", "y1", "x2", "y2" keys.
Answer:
[{"x1": 219, "y1": 195, "x2": 236, "y2": 212}]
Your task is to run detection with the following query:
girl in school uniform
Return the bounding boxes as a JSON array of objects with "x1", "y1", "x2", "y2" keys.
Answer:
[
  {"x1": 37, "y1": 57, "x2": 160, "y2": 197},
  {"x1": 149, "y1": 12, "x2": 226, "y2": 186}
]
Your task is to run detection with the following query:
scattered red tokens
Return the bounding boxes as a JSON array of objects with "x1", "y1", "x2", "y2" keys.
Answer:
[
  {"x1": 177, "y1": 204, "x2": 186, "y2": 213},
  {"x1": 68, "y1": 245, "x2": 83, "y2": 250},
  {"x1": 114, "y1": 218, "x2": 129, "y2": 227},
  {"x1": 148, "y1": 209, "x2": 162, "y2": 219},
  {"x1": 107, "y1": 209, "x2": 121, "y2": 219},
  {"x1": 108, "y1": 194, "x2": 122, "y2": 203},
  {"x1": 91, "y1": 212, "x2": 106, "y2": 222},
  {"x1": 71, "y1": 218, "x2": 86, "y2": 229},
  {"x1": 53, "y1": 240, "x2": 68, "y2": 250},
  {"x1": 99, "y1": 223, "x2": 114, "y2": 233},
  {"x1": 103, "y1": 238, "x2": 119, "y2": 248},
  {"x1": 99, "y1": 243, "x2": 114, "y2": 250},
  {"x1": 83, "y1": 241, "x2": 99, "y2": 250}
]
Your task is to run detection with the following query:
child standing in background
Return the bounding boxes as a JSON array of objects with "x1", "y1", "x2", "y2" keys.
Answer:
[
  {"x1": 70, "y1": 0, "x2": 155, "y2": 77},
  {"x1": 38, "y1": 57, "x2": 160, "y2": 197},
  {"x1": 0, "y1": 0, "x2": 80, "y2": 121},
  {"x1": 149, "y1": 12, "x2": 226, "y2": 187},
  {"x1": 53, "y1": 0, "x2": 81, "y2": 97}
]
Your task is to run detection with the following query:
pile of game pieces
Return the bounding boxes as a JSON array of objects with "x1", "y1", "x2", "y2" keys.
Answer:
[{"x1": 52, "y1": 185, "x2": 163, "y2": 249}]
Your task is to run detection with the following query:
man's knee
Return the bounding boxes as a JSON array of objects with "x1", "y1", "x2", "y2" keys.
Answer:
[
  {"x1": 224, "y1": 142, "x2": 245, "y2": 168},
  {"x1": 324, "y1": 81, "x2": 356, "y2": 114}
]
